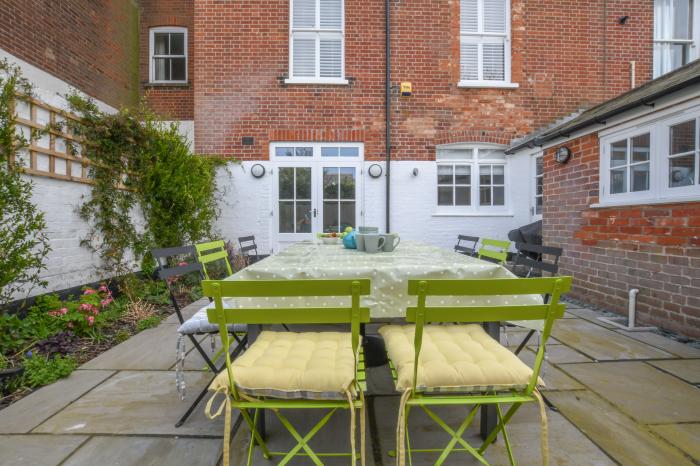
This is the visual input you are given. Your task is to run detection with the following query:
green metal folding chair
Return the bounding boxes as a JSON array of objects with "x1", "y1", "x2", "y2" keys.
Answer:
[
  {"x1": 477, "y1": 238, "x2": 511, "y2": 265},
  {"x1": 380, "y1": 276, "x2": 571, "y2": 466},
  {"x1": 195, "y1": 240, "x2": 233, "y2": 279},
  {"x1": 202, "y1": 278, "x2": 371, "y2": 466}
]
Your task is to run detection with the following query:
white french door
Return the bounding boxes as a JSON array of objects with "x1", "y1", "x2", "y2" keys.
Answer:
[
  {"x1": 271, "y1": 143, "x2": 363, "y2": 249},
  {"x1": 530, "y1": 152, "x2": 543, "y2": 221}
]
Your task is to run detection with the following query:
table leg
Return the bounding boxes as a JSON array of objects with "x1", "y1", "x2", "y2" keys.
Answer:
[
  {"x1": 480, "y1": 322, "x2": 499, "y2": 440},
  {"x1": 249, "y1": 324, "x2": 266, "y2": 440}
]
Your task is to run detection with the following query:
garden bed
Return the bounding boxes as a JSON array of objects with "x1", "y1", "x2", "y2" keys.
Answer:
[{"x1": 0, "y1": 277, "x2": 194, "y2": 410}]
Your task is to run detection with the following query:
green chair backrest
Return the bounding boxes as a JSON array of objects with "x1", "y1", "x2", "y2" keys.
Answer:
[
  {"x1": 195, "y1": 240, "x2": 233, "y2": 279},
  {"x1": 406, "y1": 276, "x2": 572, "y2": 394},
  {"x1": 478, "y1": 238, "x2": 511, "y2": 264},
  {"x1": 202, "y1": 279, "x2": 372, "y2": 399}
]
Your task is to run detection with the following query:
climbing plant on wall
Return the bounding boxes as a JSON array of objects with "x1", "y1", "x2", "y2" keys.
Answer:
[
  {"x1": 0, "y1": 59, "x2": 51, "y2": 306},
  {"x1": 65, "y1": 94, "x2": 225, "y2": 295}
]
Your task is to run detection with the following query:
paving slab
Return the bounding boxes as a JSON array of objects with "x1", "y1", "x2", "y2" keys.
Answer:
[
  {"x1": 648, "y1": 359, "x2": 700, "y2": 384},
  {"x1": 519, "y1": 350, "x2": 584, "y2": 391},
  {"x1": 163, "y1": 298, "x2": 209, "y2": 325},
  {"x1": 229, "y1": 404, "x2": 375, "y2": 466},
  {"x1": 650, "y1": 423, "x2": 700, "y2": 461},
  {"x1": 547, "y1": 390, "x2": 695, "y2": 466},
  {"x1": 614, "y1": 331, "x2": 700, "y2": 358},
  {"x1": 565, "y1": 308, "x2": 617, "y2": 328},
  {"x1": 0, "y1": 370, "x2": 114, "y2": 434},
  {"x1": 81, "y1": 323, "x2": 183, "y2": 370},
  {"x1": 551, "y1": 319, "x2": 673, "y2": 361},
  {"x1": 62, "y1": 435, "x2": 222, "y2": 466},
  {"x1": 33, "y1": 370, "x2": 222, "y2": 437},
  {"x1": 540, "y1": 344, "x2": 591, "y2": 364},
  {"x1": 0, "y1": 434, "x2": 88, "y2": 466},
  {"x1": 559, "y1": 362, "x2": 700, "y2": 424},
  {"x1": 371, "y1": 394, "x2": 613, "y2": 465},
  {"x1": 500, "y1": 328, "x2": 561, "y2": 348}
]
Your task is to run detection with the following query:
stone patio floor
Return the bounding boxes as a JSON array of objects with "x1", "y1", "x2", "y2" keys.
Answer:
[{"x1": 1, "y1": 299, "x2": 699, "y2": 465}]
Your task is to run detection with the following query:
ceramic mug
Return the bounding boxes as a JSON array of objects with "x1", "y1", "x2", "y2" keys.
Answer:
[
  {"x1": 364, "y1": 234, "x2": 385, "y2": 253},
  {"x1": 355, "y1": 233, "x2": 366, "y2": 251},
  {"x1": 382, "y1": 233, "x2": 401, "y2": 252}
]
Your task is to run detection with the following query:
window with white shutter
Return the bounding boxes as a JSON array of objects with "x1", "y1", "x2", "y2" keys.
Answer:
[
  {"x1": 288, "y1": 0, "x2": 346, "y2": 84},
  {"x1": 459, "y1": 0, "x2": 516, "y2": 87}
]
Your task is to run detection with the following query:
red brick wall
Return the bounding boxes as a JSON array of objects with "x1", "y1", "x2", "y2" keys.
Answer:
[
  {"x1": 0, "y1": 0, "x2": 139, "y2": 108},
  {"x1": 139, "y1": 0, "x2": 194, "y2": 120},
  {"x1": 192, "y1": 0, "x2": 653, "y2": 160},
  {"x1": 543, "y1": 134, "x2": 700, "y2": 338}
]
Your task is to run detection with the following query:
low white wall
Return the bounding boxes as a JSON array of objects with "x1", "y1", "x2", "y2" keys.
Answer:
[{"x1": 215, "y1": 155, "x2": 535, "y2": 254}]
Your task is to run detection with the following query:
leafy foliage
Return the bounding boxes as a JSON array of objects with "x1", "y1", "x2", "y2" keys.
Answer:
[
  {"x1": 34, "y1": 331, "x2": 77, "y2": 358},
  {"x1": 136, "y1": 315, "x2": 162, "y2": 331},
  {"x1": 0, "y1": 59, "x2": 51, "y2": 305},
  {"x1": 22, "y1": 354, "x2": 77, "y2": 388},
  {"x1": 64, "y1": 94, "x2": 226, "y2": 297}
]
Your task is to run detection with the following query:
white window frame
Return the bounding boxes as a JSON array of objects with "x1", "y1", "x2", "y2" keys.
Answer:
[
  {"x1": 435, "y1": 144, "x2": 510, "y2": 215},
  {"x1": 149, "y1": 27, "x2": 188, "y2": 84},
  {"x1": 286, "y1": 0, "x2": 348, "y2": 85},
  {"x1": 270, "y1": 142, "x2": 362, "y2": 161},
  {"x1": 653, "y1": 0, "x2": 700, "y2": 78},
  {"x1": 531, "y1": 152, "x2": 543, "y2": 220},
  {"x1": 599, "y1": 105, "x2": 700, "y2": 206},
  {"x1": 458, "y1": 0, "x2": 518, "y2": 89}
]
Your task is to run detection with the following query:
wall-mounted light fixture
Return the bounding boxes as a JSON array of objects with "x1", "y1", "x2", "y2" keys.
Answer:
[
  {"x1": 251, "y1": 163, "x2": 266, "y2": 178},
  {"x1": 368, "y1": 163, "x2": 383, "y2": 178},
  {"x1": 412, "y1": 168, "x2": 419, "y2": 177},
  {"x1": 555, "y1": 147, "x2": 572, "y2": 164}
]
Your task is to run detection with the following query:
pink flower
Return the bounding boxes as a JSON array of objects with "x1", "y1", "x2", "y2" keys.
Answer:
[
  {"x1": 60, "y1": 308, "x2": 68, "y2": 315},
  {"x1": 178, "y1": 261, "x2": 188, "y2": 266},
  {"x1": 87, "y1": 316, "x2": 95, "y2": 326},
  {"x1": 98, "y1": 285, "x2": 109, "y2": 293},
  {"x1": 83, "y1": 288, "x2": 96, "y2": 295},
  {"x1": 79, "y1": 303, "x2": 92, "y2": 312},
  {"x1": 100, "y1": 298, "x2": 113, "y2": 308}
]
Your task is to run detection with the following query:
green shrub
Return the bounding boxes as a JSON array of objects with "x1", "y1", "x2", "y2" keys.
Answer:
[
  {"x1": 113, "y1": 329, "x2": 131, "y2": 344},
  {"x1": 22, "y1": 354, "x2": 77, "y2": 388},
  {"x1": 136, "y1": 315, "x2": 162, "y2": 331}
]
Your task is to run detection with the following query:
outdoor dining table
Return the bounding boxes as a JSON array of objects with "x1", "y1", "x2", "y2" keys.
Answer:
[{"x1": 221, "y1": 240, "x2": 542, "y2": 440}]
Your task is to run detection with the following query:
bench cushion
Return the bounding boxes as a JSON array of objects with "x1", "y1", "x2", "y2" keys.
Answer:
[
  {"x1": 209, "y1": 330, "x2": 357, "y2": 400},
  {"x1": 379, "y1": 324, "x2": 538, "y2": 392}
]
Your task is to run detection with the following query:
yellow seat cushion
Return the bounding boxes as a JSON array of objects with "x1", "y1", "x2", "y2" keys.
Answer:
[
  {"x1": 379, "y1": 324, "x2": 538, "y2": 392},
  {"x1": 209, "y1": 330, "x2": 357, "y2": 400}
]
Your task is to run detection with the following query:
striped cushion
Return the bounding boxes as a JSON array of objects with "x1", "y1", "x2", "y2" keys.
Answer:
[
  {"x1": 379, "y1": 324, "x2": 539, "y2": 393},
  {"x1": 177, "y1": 306, "x2": 246, "y2": 335}
]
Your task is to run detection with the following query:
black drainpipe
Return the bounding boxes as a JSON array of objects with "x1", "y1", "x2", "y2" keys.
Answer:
[{"x1": 385, "y1": 0, "x2": 392, "y2": 233}]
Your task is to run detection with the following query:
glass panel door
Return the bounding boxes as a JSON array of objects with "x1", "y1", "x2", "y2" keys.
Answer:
[
  {"x1": 322, "y1": 166, "x2": 357, "y2": 233},
  {"x1": 531, "y1": 154, "x2": 543, "y2": 220},
  {"x1": 276, "y1": 165, "x2": 315, "y2": 242}
]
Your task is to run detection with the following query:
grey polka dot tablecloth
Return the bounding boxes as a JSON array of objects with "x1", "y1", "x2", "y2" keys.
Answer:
[{"x1": 206, "y1": 241, "x2": 543, "y2": 329}]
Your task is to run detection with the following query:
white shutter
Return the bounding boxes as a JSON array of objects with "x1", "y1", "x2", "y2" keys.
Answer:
[
  {"x1": 460, "y1": 41, "x2": 479, "y2": 81},
  {"x1": 320, "y1": 0, "x2": 342, "y2": 29},
  {"x1": 482, "y1": 42, "x2": 505, "y2": 80},
  {"x1": 293, "y1": 0, "x2": 316, "y2": 28},
  {"x1": 293, "y1": 38, "x2": 317, "y2": 77},
  {"x1": 320, "y1": 38, "x2": 342, "y2": 77},
  {"x1": 460, "y1": 0, "x2": 478, "y2": 33},
  {"x1": 483, "y1": 0, "x2": 506, "y2": 33}
]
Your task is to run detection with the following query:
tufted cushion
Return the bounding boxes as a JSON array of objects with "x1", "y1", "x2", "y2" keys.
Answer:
[
  {"x1": 177, "y1": 305, "x2": 246, "y2": 335},
  {"x1": 209, "y1": 330, "x2": 358, "y2": 400},
  {"x1": 379, "y1": 324, "x2": 539, "y2": 392}
]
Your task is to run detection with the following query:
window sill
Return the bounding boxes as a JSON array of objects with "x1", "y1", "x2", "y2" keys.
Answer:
[
  {"x1": 458, "y1": 81, "x2": 519, "y2": 89},
  {"x1": 591, "y1": 194, "x2": 700, "y2": 209},
  {"x1": 144, "y1": 81, "x2": 190, "y2": 88},
  {"x1": 284, "y1": 78, "x2": 349, "y2": 85},
  {"x1": 432, "y1": 210, "x2": 513, "y2": 217}
]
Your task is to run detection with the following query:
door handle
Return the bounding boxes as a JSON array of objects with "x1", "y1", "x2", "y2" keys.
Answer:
[{"x1": 313, "y1": 208, "x2": 317, "y2": 218}]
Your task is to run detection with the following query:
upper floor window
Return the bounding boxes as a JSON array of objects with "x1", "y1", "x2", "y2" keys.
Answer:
[
  {"x1": 459, "y1": 0, "x2": 516, "y2": 88},
  {"x1": 436, "y1": 145, "x2": 508, "y2": 213},
  {"x1": 287, "y1": 0, "x2": 347, "y2": 85},
  {"x1": 149, "y1": 27, "x2": 187, "y2": 84},
  {"x1": 599, "y1": 106, "x2": 700, "y2": 205},
  {"x1": 654, "y1": 0, "x2": 698, "y2": 77}
]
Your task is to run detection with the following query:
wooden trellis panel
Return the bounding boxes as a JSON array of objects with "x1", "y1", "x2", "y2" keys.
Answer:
[{"x1": 11, "y1": 96, "x2": 92, "y2": 184}]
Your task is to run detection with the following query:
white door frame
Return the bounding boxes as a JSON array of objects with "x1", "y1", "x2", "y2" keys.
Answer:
[
  {"x1": 530, "y1": 150, "x2": 544, "y2": 221},
  {"x1": 270, "y1": 142, "x2": 364, "y2": 251}
]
